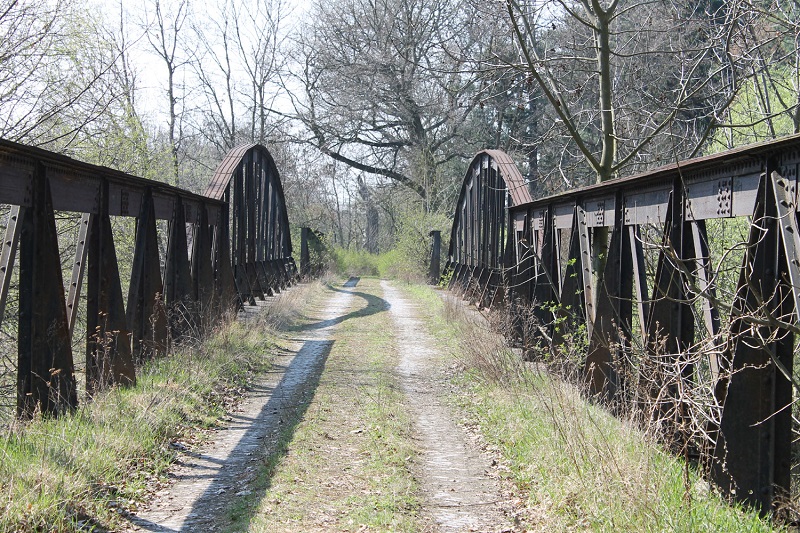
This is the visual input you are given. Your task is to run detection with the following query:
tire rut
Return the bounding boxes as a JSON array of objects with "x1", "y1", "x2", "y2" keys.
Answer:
[
  {"x1": 125, "y1": 287, "x2": 354, "y2": 532},
  {"x1": 381, "y1": 281, "x2": 513, "y2": 532}
]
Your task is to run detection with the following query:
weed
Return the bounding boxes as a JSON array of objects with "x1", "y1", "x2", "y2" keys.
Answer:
[
  {"x1": 0, "y1": 289, "x2": 288, "y2": 532},
  {"x1": 404, "y1": 283, "x2": 774, "y2": 532},
  {"x1": 247, "y1": 278, "x2": 421, "y2": 532}
]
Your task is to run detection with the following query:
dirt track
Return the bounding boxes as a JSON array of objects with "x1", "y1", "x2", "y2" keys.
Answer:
[
  {"x1": 382, "y1": 281, "x2": 512, "y2": 531},
  {"x1": 126, "y1": 279, "x2": 516, "y2": 532}
]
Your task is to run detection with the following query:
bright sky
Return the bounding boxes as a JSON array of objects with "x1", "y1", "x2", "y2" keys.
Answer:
[{"x1": 91, "y1": 0, "x2": 309, "y2": 127}]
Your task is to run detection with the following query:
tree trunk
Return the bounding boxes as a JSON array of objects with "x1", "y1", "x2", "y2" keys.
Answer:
[
  {"x1": 357, "y1": 176, "x2": 379, "y2": 253},
  {"x1": 590, "y1": 2, "x2": 617, "y2": 305}
]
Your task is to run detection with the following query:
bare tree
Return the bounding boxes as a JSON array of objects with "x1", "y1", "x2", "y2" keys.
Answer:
[
  {"x1": 191, "y1": 1, "x2": 239, "y2": 152},
  {"x1": 503, "y1": 0, "x2": 781, "y2": 184},
  {"x1": 503, "y1": 0, "x2": 793, "y2": 295},
  {"x1": 145, "y1": 0, "x2": 191, "y2": 186},
  {"x1": 357, "y1": 175, "x2": 380, "y2": 252},
  {"x1": 0, "y1": 0, "x2": 124, "y2": 148},
  {"x1": 290, "y1": 0, "x2": 484, "y2": 213},
  {"x1": 190, "y1": 0, "x2": 289, "y2": 154},
  {"x1": 232, "y1": 0, "x2": 289, "y2": 145},
  {"x1": 709, "y1": 1, "x2": 800, "y2": 148}
]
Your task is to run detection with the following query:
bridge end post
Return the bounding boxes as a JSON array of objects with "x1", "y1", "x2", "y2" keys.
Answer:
[
  {"x1": 428, "y1": 230, "x2": 441, "y2": 284},
  {"x1": 300, "y1": 227, "x2": 311, "y2": 278}
]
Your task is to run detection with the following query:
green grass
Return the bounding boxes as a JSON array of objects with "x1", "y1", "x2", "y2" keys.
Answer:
[
  {"x1": 402, "y1": 283, "x2": 775, "y2": 532},
  {"x1": 246, "y1": 278, "x2": 421, "y2": 532},
  {"x1": 0, "y1": 311, "x2": 278, "y2": 532},
  {"x1": 331, "y1": 247, "x2": 428, "y2": 282},
  {"x1": 332, "y1": 247, "x2": 381, "y2": 277}
]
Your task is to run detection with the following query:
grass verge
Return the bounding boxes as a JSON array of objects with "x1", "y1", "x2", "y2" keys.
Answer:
[
  {"x1": 0, "y1": 284, "x2": 317, "y2": 533},
  {"x1": 402, "y1": 283, "x2": 774, "y2": 532}
]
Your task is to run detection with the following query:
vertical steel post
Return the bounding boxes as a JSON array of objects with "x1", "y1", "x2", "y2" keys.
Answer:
[
  {"x1": 213, "y1": 201, "x2": 239, "y2": 313},
  {"x1": 428, "y1": 230, "x2": 441, "y2": 284},
  {"x1": 576, "y1": 205, "x2": 594, "y2": 336},
  {"x1": 553, "y1": 206, "x2": 588, "y2": 347},
  {"x1": 191, "y1": 202, "x2": 215, "y2": 331},
  {"x1": 585, "y1": 193, "x2": 630, "y2": 400},
  {"x1": 233, "y1": 166, "x2": 253, "y2": 304},
  {"x1": 642, "y1": 180, "x2": 695, "y2": 440},
  {"x1": 300, "y1": 227, "x2": 310, "y2": 278},
  {"x1": 17, "y1": 162, "x2": 77, "y2": 417},
  {"x1": 86, "y1": 180, "x2": 136, "y2": 393},
  {"x1": 628, "y1": 225, "x2": 649, "y2": 343},
  {"x1": 531, "y1": 207, "x2": 556, "y2": 329}
]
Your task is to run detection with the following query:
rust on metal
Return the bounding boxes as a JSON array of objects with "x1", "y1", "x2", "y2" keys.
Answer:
[{"x1": 443, "y1": 136, "x2": 800, "y2": 514}]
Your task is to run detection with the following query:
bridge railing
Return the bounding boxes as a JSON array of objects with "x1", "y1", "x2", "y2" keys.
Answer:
[
  {"x1": 443, "y1": 134, "x2": 800, "y2": 514},
  {"x1": 0, "y1": 139, "x2": 297, "y2": 420}
]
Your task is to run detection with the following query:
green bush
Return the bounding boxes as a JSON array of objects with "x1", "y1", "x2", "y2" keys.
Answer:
[
  {"x1": 332, "y1": 247, "x2": 380, "y2": 276},
  {"x1": 331, "y1": 209, "x2": 450, "y2": 282}
]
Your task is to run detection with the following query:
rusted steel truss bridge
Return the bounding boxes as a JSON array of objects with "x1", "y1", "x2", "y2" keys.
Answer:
[
  {"x1": 3, "y1": 129, "x2": 800, "y2": 516},
  {"x1": 442, "y1": 134, "x2": 800, "y2": 514},
  {"x1": 0, "y1": 140, "x2": 317, "y2": 421}
]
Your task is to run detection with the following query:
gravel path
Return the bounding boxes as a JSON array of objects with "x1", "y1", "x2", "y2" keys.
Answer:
[
  {"x1": 125, "y1": 288, "x2": 353, "y2": 532},
  {"x1": 382, "y1": 280, "x2": 513, "y2": 532},
  {"x1": 125, "y1": 280, "x2": 514, "y2": 532}
]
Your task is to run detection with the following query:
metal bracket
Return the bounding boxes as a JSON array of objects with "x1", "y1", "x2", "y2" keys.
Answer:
[
  {"x1": 716, "y1": 178, "x2": 731, "y2": 217},
  {"x1": 773, "y1": 172, "x2": 800, "y2": 313},
  {"x1": 66, "y1": 213, "x2": 91, "y2": 338},
  {"x1": 0, "y1": 206, "x2": 22, "y2": 327}
]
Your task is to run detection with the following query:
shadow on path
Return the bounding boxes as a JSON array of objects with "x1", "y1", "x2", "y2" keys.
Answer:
[
  {"x1": 126, "y1": 338, "x2": 333, "y2": 532},
  {"x1": 125, "y1": 279, "x2": 391, "y2": 532},
  {"x1": 286, "y1": 281, "x2": 390, "y2": 333}
]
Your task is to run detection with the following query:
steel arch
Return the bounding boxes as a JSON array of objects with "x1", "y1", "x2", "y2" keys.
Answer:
[
  {"x1": 206, "y1": 144, "x2": 297, "y2": 303},
  {"x1": 446, "y1": 150, "x2": 532, "y2": 306}
]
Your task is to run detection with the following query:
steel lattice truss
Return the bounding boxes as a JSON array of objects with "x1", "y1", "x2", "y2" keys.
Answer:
[
  {"x1": 0, "y1": 139, "x2": 297, "y2": 419},
  {"x1": 445, "y1": 134, "x2": 800, "y2": 514}
]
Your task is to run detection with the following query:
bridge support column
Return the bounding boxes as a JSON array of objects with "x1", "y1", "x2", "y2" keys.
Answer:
[
  {"x1": 531, "y1": 207, "x2": 556, "y2": 335},
  {"x1": 127, "y1": 188, "x2": 168, "y2": 361},
  {"x1": 165, "y1": 196, "x2": 196, "y2": 340},
  {"x1": 553, "y1": 206, "x2": 589, "y2": 348},
  {"x1": 212, "y1": 203, "x2": 239, "y2": 313},
  {"x1": 584, "y1": 193, "x2": 632, "y2": 402},
  {"x1": 641, "y1": 180, "x2": 695, "y2": 446},
  {"x1": 192, "y1": 203, "x2": 215, "y2": 332},
  {"x1": 17, "y1": 163, "x2": 77, "y2": 417},
  {"x1": 712, "y1": 168, "x2": 796, "y2": 514},
  {"x1": 86, "y1": 180, "x2": 136, "y2": 393}
]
